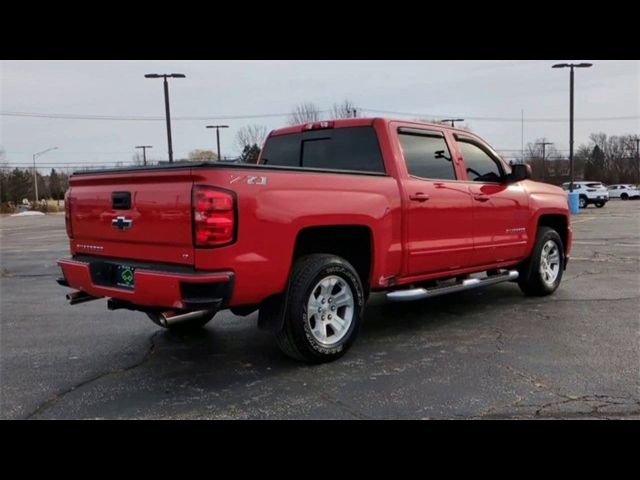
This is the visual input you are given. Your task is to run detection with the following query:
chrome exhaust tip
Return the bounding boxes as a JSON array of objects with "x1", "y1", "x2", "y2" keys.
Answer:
[
  {"x1": 158, "y1": 309, "x2": 214, "y2": 327},
  {"x1": 66, "y1": 290, "x2": 100, "y2": 305}
]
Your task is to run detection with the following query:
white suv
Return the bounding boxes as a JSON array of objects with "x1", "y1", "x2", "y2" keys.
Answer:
[
  {"x1": 607, "y1": 184, "x2": 640, "y2": 200},
  {"x1": 562, "y1": 181, "x2": 609, "y2": 208}
]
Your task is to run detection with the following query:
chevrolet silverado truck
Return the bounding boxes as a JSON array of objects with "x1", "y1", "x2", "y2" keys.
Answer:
[{"x1": 58, "y1": 118, "x2": 572, "y2": 363}]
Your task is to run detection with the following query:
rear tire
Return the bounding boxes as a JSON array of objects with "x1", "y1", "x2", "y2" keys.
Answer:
[
  {"x1": 579, "y1": 196, "x2": 587, "y2": 209},
  {"x1": 595, "y1": 201, "x2": 605, "y2": 208},
  {"x1": 275, "y1": 254, "x2": 364, "y2": 363},
  {"x1": 621, "y1": 193, "x2": 629, "y2": 200},
  {"x1": 518, "y1": 227, "x2": 564, "y2": 296},
  {"x1": 146, "y1": 312, "x2": 215, "y2": 332}
]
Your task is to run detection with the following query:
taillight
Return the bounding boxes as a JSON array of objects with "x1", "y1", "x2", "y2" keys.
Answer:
[
  {"x1": 192, "y1": 185, "x2": 235, "y2": 247},
  {"x1": 64, "y1": 189, "x2": 73, "y2": 238}
]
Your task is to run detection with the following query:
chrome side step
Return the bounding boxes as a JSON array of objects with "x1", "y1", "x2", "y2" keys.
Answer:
[{"x1": 386, "y1": 270, "x2": 519, "y2": 302}]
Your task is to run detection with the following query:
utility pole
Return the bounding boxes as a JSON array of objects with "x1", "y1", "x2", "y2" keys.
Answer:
[
  {"x1": 206, "y1": 125, "x2": 229, "y2": 161},
  {"x1": 135, "y1": 145, "x2": 152, "y2": 166},
  {"x1": 536, "y1": 141, "x2": 553, "y2": 182},
  {"x1": 441, "y1": 118, "x2": 465, "y2": 127},
  {"x1": 144, "y1": 73, "x2": 185, "y2": 163},
  {"x1": 635, "y1": 137, "x2": 640, "y2": 185}
]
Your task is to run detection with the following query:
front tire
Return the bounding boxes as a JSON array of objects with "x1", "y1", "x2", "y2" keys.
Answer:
[
  {"x1": 275, "y1": 254, "x2": 364, "y2": 363},
  {"x1": 621, "y1": 193, "x2": 629, "y2": 200},
  {"x1": 518, "y1": 227, "x2": 564, "y2": 296},
  {"x1": 595, "y1": 201, "x2": 605, "y2": 208}
]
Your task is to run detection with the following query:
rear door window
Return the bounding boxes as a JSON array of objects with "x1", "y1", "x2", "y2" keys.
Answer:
[{"x1": 398, "y1": 129, "x2": 456, "y2": 180}]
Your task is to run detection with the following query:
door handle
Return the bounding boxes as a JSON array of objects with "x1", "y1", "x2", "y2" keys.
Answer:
[
  {"x1": 410, "y1": 193, "x2": 430, "y2": 202},
  {"x1": 473, "y1": 194, "x2": 490, "y2": 202}
]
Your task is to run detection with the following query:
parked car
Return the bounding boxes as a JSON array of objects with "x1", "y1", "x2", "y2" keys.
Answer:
[
  {"x1": 58, "y1": 118, "x2": 572, "y2": 363},
  {"x1": 607, "y1": 184, "x2": 640, "y2": 200},
  {"x1": 14, "y1": 204, "x2": 32, "y2": 213},
  {"x1": 562, "y1": 181, "x2": 609, "y2": 208}
]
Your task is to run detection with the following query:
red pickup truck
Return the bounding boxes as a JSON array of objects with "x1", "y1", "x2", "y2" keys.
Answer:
[{"x1": 58, "y1": 118, "x2": 572, "y2": 363}]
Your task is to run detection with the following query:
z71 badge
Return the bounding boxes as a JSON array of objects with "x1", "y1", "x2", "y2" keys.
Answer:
[{"x1": 230, "y1": 175, "x2": 268, "y2": 185}]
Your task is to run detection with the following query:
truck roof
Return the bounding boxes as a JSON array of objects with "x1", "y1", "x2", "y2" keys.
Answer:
[{"x1": 269, "y1": 117, "x2": 470, "y2": 136}]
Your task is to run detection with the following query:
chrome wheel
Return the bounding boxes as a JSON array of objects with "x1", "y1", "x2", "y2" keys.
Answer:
[
  {"x1": 306, "y1": 275, "x2": 354, "y2": 346},
  {"x1": 539, "y1": 240, "x2": 561, "y2": 286}
]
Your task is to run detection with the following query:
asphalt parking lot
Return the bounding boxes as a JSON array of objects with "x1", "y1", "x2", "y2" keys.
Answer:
[{"x1": 1, "y1": 201, "x2": 639, "y2": 419}]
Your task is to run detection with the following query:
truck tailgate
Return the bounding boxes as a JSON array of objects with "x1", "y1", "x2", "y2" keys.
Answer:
[{"x1": 68, "y1": 169, "x2": 195, "y2": 266}]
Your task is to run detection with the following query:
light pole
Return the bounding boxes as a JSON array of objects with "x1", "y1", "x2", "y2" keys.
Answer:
[
  {"x1": 145, "y1": 73, "x2": 185, "y2": 163},
  {"x1": 206, "y1": 125, "x2": 229, "y2": 161},
  {"x1": 33, "y1": 147, "x2": 58, "y2": 203},
  {"x1": 441, "y1": 118, "x2": 464, "y2": 127},
  {"x1": 135, "y1": 145, "x2": 152, "y2": 166},
  {"x1": 536, "y1": 141, "x2": 553, "y2": 182},
  {"x1": 635, "y1": 136, "x2": 640, "y2": 185},
  {"x1": 552, "y1": 62, "x2": 593, "y2": 192}
]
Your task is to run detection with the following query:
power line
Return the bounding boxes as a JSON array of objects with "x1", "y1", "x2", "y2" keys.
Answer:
[
  {"x1": 359, "y1": 108, "x2": 639, "y2": 123},
  {"x1": 1, "y1": 109, "x2": 638, "y2": 123},
  {"x1": 0, "y1": 111, "x2": 322, "y2": 121}
]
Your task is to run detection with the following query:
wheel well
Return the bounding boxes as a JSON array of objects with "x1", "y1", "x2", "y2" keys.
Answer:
[
  {"x1": 292, "y1": 225, "x2": 373, "y2": 288},
  {"x1": 538, "y1": 214, "x2": 568, "y2": 252}
]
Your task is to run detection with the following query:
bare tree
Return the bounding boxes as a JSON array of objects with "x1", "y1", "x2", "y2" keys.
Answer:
[
  {"x1": 235, "y1": 124, "x2": 268, "y2": 152},
  {"x1": 188, "y1": 149, "x2": 218, "y2": 162},
  {"x1": 522, "y1": 138, "x2": 562, "y2": 181},
  {"x1": 132, "y1": 152, "x2": 144, "y2": 166},
  {"x1": 330, "y1": 99, "x2": 358, "y2": 119},
  {"x1": 288, "y1": 102, "x2": 322, "y2": 125}
]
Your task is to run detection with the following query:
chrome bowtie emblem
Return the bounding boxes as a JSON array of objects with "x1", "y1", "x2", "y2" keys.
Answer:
[{"x1": 112, "y1": 216, "x2": 133, "y2": 230}]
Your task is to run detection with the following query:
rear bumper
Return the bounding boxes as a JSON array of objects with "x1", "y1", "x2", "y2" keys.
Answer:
[{"x1": 58, "y1": 257, "x2": 233, "y2": 310}]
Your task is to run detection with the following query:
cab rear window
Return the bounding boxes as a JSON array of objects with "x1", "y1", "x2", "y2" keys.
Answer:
[{"x1": 260, "y1": 127, "x2": 385, "y2": 173}]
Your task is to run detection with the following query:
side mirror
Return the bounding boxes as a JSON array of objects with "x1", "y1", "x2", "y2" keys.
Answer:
[{"x1": 507, "y1": 163, "x2": 532, "y2": 183}]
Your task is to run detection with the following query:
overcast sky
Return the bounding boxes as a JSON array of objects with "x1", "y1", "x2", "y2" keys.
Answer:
[{"x1": 1, "y1": 60, "x2": 638, "y2": 171}]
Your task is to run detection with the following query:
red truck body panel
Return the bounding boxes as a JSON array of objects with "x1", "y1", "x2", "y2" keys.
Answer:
[{"x1": 59, "y1": 117, "x2": 571, "y2": 313}]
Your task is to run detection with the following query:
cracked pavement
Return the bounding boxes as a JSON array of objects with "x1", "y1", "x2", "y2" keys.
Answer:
[{"x1": 1, "y1": 201, "x2": 638, "y2": 419}]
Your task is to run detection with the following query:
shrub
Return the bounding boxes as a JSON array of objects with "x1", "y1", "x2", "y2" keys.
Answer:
[{"x1": 0, "y1": 203, "x2": 16, "y2": 214}]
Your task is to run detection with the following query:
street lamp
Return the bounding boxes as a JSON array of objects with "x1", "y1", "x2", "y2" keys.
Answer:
[
  {"x1": 135, "y1": 145, "x2": 152, "y2": 166},
  {"x1": 552, "y1": 62, "x2": 593, "y2": 192},
  {"x1": 206, "y1": 125, "x2": 229, "y2": 161},
  {"x1": 441, "y1": 118, "x2": 465, "y2": 127},
  {"x1": 33, "y1": 147, "x2": 58, "y2": 203},
  {"x1": 536, "y1": 141, "x2": 553, "y2": 183},
  {"x1": 145, "y1": 73, "x2": 185, "y2": 163}
]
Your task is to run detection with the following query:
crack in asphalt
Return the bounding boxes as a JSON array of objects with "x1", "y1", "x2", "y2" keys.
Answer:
[
  {"x1": 564, "y1": 270, "x2": 601, "y2": 281},
  {"x1": 544, "y1": 296, "x2": 640, "y2": 303},
  {"x1": 24, "y1": 331, "x2": 161, "y2": 420},
  {"x1": 473, "y1": 365, "x2": 640, "y2": 419},
  {"x1": 531, "y1": 394, "x2": 640, "y2": 418}
]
